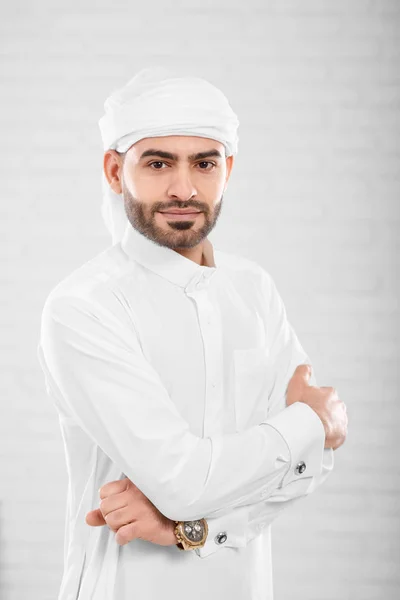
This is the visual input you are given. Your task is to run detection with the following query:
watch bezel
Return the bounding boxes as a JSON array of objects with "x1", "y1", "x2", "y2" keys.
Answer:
[{"x1": 176, "y1": 518, "x2": 208, "y2": 548}]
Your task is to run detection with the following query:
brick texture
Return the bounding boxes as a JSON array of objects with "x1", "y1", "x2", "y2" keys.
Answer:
[{"x1": 1, "y1": 1, "x2": 399, "y2": 598}]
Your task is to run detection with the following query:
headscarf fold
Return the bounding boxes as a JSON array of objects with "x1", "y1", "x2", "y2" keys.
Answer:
[{"x1": 98, "y1": 66, "x2": 240, "y2": 244}]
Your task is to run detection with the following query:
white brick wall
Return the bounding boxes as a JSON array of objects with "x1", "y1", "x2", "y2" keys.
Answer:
[{"x1": 1, "y1": 0, "x2": 399, "y2": 598}]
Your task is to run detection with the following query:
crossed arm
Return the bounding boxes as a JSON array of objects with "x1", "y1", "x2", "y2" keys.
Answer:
[{"x1": 38, "y1": 272, "x2": 333, "y2": 558}]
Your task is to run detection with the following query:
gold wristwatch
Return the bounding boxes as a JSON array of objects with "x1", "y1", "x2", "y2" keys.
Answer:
[{"x1": 174, "y1": 518, "x2": 208, "y2": 551}]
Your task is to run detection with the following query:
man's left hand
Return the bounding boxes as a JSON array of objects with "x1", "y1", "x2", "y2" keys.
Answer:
[{"x1": 85, "y1": 477, "x2": 177, "y2": 547}]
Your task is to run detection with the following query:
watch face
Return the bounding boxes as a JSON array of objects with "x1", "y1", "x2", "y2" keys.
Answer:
[{"x1": 183, "y1": 520, "x2": 205, "y2": 543}]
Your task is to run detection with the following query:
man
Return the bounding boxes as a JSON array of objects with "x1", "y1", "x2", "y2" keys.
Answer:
[{"x1": 37, "y1": 66, "x2": 347, "y2": 599}]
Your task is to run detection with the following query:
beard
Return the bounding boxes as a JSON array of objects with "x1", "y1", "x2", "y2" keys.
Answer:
[{"x1": 121, "y1": 181, "x2": 224, "y2": 250}]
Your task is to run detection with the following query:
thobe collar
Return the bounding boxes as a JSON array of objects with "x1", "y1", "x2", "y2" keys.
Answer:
[{"x1": 120, "y1": 222, "x2": 218, "y2": 291}]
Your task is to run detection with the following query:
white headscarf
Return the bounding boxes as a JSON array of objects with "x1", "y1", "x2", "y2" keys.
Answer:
[{"x1": 98, "y1": 66, "x2": 240, "y2": 245}]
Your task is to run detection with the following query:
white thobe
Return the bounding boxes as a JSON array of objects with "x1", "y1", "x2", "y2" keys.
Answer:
[{"x1": 37, "y1": 223, "x2": 334, "y2": 600}]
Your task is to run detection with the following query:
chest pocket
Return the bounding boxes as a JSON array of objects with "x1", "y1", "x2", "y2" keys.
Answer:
[{"x1": 233, "y1": 347, "x2": 271, "y2": 432}]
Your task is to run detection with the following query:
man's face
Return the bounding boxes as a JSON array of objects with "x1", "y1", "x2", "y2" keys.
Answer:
[{"x1": 105, "y1": 135, "x2": 234, "y2": 250}]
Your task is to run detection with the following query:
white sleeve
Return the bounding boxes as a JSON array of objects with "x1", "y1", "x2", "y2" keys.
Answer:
[
  {"x1": 259, "y1": 269, "x2": 333, "y2": 490},
  {"x1": 196, "y1": 376, "x2": 333, "y2": 558},
  {"x1": 38, "y1": 291, "x2": 328, "y2": 523},
  {"x1": 196, "y1": 444, "x2": 333, "y2": 559}
]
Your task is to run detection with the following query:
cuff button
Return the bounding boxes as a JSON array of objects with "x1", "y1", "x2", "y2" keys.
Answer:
[
  {"x1": 215, "y1": 532, "x2": 227, "y2": 545},
  {"x1": 295, "y1": 461, "x2": 306, "y2": 475}
]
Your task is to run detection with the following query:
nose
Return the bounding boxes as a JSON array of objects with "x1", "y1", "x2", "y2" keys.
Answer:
[{"x1": 167, "y1": 168, "x2": 198, "y2": 201}]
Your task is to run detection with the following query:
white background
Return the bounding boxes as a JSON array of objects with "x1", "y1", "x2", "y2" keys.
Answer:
[{"x1": 1, "y1": 0, "x2": 399, "y2": 598}]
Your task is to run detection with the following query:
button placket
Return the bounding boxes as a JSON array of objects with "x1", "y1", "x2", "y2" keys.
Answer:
[
  {"x1": 202, "y1": 301, "x2": 223, "y2": 436},
  {"x1": 190, "y1": 289, "x2": 223, "y2": 438},
  {"x1": 184, "y1": 269, "x2": 222, "y2": 437}
]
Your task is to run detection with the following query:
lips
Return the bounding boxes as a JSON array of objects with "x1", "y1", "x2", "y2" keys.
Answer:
[{"x1": 160, "y1": 210, "x2": 201, "y2": 214}]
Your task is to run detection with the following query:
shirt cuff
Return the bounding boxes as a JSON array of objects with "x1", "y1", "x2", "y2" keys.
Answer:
[
  {"x1": 194, "y1": 509, "x2": 248, "y2": 559},
  {"x1": 261, "y1": 402, "x2": 326, "y2": 488}
]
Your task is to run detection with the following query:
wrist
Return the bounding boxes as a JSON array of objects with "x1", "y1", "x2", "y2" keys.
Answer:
[{"x1": 165, "y1": 519, "x2": 180, "y2": 546}]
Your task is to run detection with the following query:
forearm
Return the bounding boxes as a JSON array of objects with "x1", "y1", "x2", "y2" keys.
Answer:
[
  {"x1": 160, "y1": 400, "x2": 325, "y2": 521},
  {"x1": 170, "y1": 445, "x2": 333, "y2": 557}
]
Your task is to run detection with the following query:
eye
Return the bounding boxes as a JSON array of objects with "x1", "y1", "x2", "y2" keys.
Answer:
[
  {"x1": 147, "y1": 161, "x2": 216, "y2": 171},
  {"x1": 198, "y1": 161, "x2": 216, "y2": 170},
  {"x1": 148, "y1": 161, "x2": 167, "y2": 170}
]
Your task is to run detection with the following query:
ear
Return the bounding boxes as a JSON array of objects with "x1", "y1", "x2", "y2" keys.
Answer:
[
  {"x1": 224, "y1": 154, "x2": 234, "y2": 191},
  {"x1": 103, "y1": 150, "x2": 124, "y2": 194}
]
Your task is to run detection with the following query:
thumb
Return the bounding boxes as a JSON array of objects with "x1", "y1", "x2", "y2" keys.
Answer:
[
  {"x1": 85, "y1": 508, "x2": 106, "y2": 527},
  {"x1": 286, "y1": 364, "x2": 312, "y2": 405}
]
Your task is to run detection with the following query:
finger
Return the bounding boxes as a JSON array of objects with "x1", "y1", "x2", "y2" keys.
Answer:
[
  {"x1": 99, "y1": 477, "x2": 129, "y2": 500},
  {"x1": 85, "y1": 508, "x2": 106, "y2": 527},
  {"x1": 99, "y1": 490, "x2": 130, "y2": 518},
  {"x1": 294, "y1": 364, "x2": 312, "y2": 384},
  {"x1": 115, "y1": 522, "x2": 139, "y2": 546},
  {"x1": 286, "y1": 364, "x2": 312, "y2": 396},
  {"x1": 103, "y1": 505, "x2": 138, "y2": 532}
]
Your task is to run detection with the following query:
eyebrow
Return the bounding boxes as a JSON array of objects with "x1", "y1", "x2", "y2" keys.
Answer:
[{"x1": 139, "y1": 148, "x2": 223, "y2": 162}]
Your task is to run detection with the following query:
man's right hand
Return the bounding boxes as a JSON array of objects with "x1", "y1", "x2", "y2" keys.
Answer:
[{"x1": 286, "y1": 364, "x2": 348, "y2": 450}]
